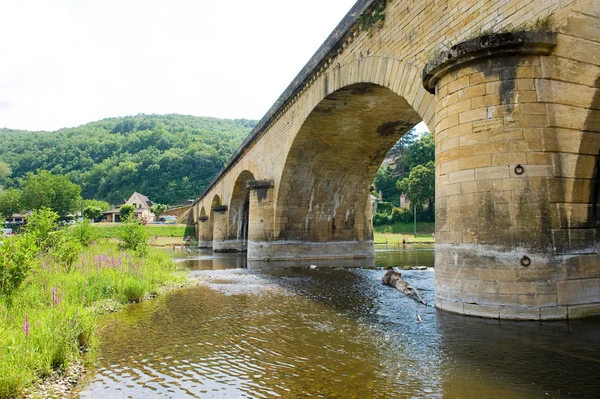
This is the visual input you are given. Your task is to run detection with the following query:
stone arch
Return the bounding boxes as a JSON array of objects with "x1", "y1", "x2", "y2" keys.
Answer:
[
  {"x1": 274, "y1": 82, "x2": 422, "y2": 247},
  {"x1": 227, "y1": 170, "x2": 255, "y2": 251}
]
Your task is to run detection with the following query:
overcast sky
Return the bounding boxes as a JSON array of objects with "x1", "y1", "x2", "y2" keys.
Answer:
[{"x1": 1, "y1": 0, "x2": 427, "y2": 133}]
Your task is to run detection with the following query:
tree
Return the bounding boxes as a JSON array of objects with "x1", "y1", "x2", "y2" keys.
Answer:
[
  {"x1": 83, "y1": 199, "x2": 110, "y2": 212},
  {"x1": 119, "y1": 204, "x2": 135, "y2": 220},
  {"x1": 0, "y1": 161, "x2": 11, "y2": 181},
  {"x1": 150, "y1": 203, "x2": 167, "y2": 221},
  {"x1": 83, "y1": 206, "x2": 103, "y2": 221},
  {"x1": 0, "y1": 188, "x2": 22, "y2": 219},
  {"x1": 22, "y1": 170, "x2": 82, "y2": 217},
  {"x1": 396, "y1": 161, "x2": 435, "y2": 214},
  {"x1": 373, "y1": 165, "x2": 401, "y2": 203},
  {"x1": 400, "y1": 133, "x2": 435, "y2": 172}
]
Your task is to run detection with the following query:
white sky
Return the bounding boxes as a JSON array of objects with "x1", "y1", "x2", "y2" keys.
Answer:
[{"x1": 0, "y1": 0, "x2": 428, "y2": 134}]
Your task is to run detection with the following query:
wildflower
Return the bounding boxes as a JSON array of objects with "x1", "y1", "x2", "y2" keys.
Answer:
[
  {"x1": 21, "y1": 314, "x2": 30, "y2": 337},
  {"x1": 52, "y1": 287, "x2": 61, "y2": 306}
]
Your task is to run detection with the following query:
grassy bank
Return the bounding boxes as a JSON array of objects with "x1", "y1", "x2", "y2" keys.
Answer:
[
  {"x1": 89, "y1": 223, "x2": 194, "y2": 239},
  {"x1": 373, "y1": 222, "x2": 435, "y2": 244},
  {"x1": 0, "y1": 214, "x2": 186, "y2": 398}
]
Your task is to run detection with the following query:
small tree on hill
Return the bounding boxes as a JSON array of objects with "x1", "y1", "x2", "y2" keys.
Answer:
[
  {"x1": 119, "y1": 204, "x2": 135, "y2": 220},
  {"x1": 0, "y1": 188, "x2": 23, "y2": 219},
  {"x1": 150, "y1": 204, "x2": 167, "y2": 221},
  {"x1": 83, "y1": 206, "x2": 103, "y2": 221}
]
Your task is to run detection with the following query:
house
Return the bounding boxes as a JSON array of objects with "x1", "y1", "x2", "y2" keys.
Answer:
[
  {"x1": 103, "y1": 192, "x2": 155, "y2": 223},
  {"x1": 399, "y1": 193, "x2": 411, "y2": 209}
]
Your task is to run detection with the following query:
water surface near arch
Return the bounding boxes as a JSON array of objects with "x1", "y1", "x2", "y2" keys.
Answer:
[{"x1": 79, "y1": 249, "x2": 600, "y2": 398}]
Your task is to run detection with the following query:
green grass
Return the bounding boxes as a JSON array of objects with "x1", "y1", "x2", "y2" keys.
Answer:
[
  {"x1": 90, "y1": 223, "x2": 194, "y2": 239},
  {"x1": 373, "y1": 222, "x2": 435, "y2": 244},
  {"x1": 0, "y1": 242, "x2": 186, "y2": 398}
]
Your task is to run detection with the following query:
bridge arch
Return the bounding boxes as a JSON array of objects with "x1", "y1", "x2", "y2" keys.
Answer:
[
  {"x1": 273, "y1": 82, "x2": 421, "y2": 255},
  {"x1": 226, "y1": 170, "x2": 255, "y2": 251}
]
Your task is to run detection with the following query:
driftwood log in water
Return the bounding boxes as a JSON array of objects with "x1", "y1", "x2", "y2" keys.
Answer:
[{"x1": 382, "y1": 270, "x2": 427, "y2": 306}]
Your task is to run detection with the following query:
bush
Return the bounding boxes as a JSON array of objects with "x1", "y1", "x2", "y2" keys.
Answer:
[
  {"x1": 0, "y1": 235, "x2": 38, "y2": 297},
  {"x1": 377, "y1": 202, "x2": 393, "y2": 214},
  {"x1": 83, "y1": 206, "x2": 103, "y2": 221},
  {"x1": 390, "y1": 207, "x2": 413, "y2": 224},
  {"x1": 49, "y1": 232, "x2": 83, "y2": 272},
  {"x1": 373, "y1": 213, "x2": 390, "y2": 226},
  {"x1": 119, "y1": 204, "x2": 134, "y2": 220},
  {"x1": 117, "y1": 217, "x2": 149, "y2": 252},
  {"x1": 71, "y1": 219, "x2": 95, "y2": 247},
  {"x1": 25, "y1": 207, "x2": 59, "y2": 252}
]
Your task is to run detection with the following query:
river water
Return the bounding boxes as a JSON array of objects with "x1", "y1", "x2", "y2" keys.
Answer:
[{"x1": 79, "y1": 247, "x2": 600, "y2": 399}]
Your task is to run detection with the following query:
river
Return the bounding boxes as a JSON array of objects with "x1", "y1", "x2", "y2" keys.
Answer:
[{"x1": 79, "y1": 247, "x2": 600, "y2": 398}]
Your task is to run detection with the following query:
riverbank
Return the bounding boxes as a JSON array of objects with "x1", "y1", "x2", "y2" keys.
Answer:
[
  {"x1": 373, "y1": 222, "x2": 435, "y2": 244},
  {"x1": 0, "y1": 241, "x2": 188, "y2": 399}
]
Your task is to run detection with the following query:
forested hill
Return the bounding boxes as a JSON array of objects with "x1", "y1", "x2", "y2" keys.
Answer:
[{"x1": 0, "y1": 114, "x2": 257, "y2": 205}]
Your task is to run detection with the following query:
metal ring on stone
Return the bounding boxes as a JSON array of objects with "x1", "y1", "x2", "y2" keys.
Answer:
[
  {"x1": 514, "y1": 164, "x2": 525, "y2": 175},
  {"x1": 520, "y1": 255, "x2": 531, "y2": 267}
]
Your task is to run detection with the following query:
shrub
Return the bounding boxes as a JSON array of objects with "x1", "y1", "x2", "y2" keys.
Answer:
[
  {"x1": 71, "y1": 219, "x2": 95, "y2": 247},
  {"x1": 83, "y1": 206, "x2": 103, "y2": 221},
  {"x1": 377, "y1": 202, "x2": 393, "y2": 214},
  {"x1": 119, "y1": 204, "x2": 134, "y2": 220},
  {"x1": 0, "y1": 235, "x2": 38, "y2": 297},
  {"x1": 25, "y1": 207, "x2": 59, "y2": 252},
  {"x1": 373, "y1": 213, "x2": 391, "y2": 226},
  {"x1": 390, "y1": 207, "x2": 413, "y2": 224},
  {"x1": 117, "y1": 218, "x2": 149, "y2": 252}
]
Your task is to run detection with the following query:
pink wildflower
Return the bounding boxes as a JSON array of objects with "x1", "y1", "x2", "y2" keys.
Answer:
[{"x1": 21, "y1": 314, "x2": 30, "y2": 337}]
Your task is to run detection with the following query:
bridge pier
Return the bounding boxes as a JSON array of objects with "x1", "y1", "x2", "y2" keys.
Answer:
[
  {"x1": 211, "y1": 205, "x2": 232, "y2": 252},
  {"x1": 426, "y1": 31, "x2": 600, "y2": 320},
  {"x1": 197, "y1": 216, "x2": 212, "y2": 249}
]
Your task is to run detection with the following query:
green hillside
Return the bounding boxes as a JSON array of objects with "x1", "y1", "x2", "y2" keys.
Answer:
[{"x1": 0, "y1": 114, "x2": 256, "y2": 204}]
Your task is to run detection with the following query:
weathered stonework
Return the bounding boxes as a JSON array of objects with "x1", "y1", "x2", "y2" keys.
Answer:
[{"x1": 192, "y1": 0, "x2": 600, "y2": 320}]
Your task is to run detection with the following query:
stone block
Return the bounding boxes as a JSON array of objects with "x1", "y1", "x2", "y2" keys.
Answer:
[
  {"x1": 498, "y1": 306, "x2": 540, "y2": 320},
  {"x1": 463, "y1": 303, "x2": 499, "y2": 318},
  {"x1": 540, "y1": 306, "x2": 568, "y2": 320},
  {"x1": 475, "y1": 165, "x2": 510, "y2": 180},
  {"x1": 459, "y1": 155, "x2": 492, "y2": 170},
  {"x1": 557, "y1": 278, "x2": 600, "y2": 305},
  {"x1": 567, "y1": 303, "x2": 600, "y2": 320}
]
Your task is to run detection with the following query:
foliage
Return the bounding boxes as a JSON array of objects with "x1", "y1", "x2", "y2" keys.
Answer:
[
  {"x1": 400, "y1": 133, "x2": 434, "y2": 172},
  {"x1": 24, "y1": 208, "x2": 60, "y2": 252},
  {"x1": 117, "y1": 218, "x2": 149, "y2": 252},
  {"x1": 0, "y1": 162, "x2": 11, "y2": 184},
  {"x1": 0, "y1": 188, "x2": 22, "y2": 219},
  {"x1": 373, "y1": 207, "x2": 413, "y2": 226},
  {"x1": 377, "y1": 202, "x2": 393, "y2": 214},
  {"x1": 150, "y1": 203, "x2": 167, "y2": 220},
  {"x1": 83, "y1": 199, "x2": 110, "y2": 212},
  {"x1": 358, "y1": 1, "x2": 386, "y2": 32},
  {"x1": 49, "y1": 231, "x2": 83, "y2": 273},
  {"x1": 90, "y1": 224, "x2": 191, "y2": 239},
  {"x1": 70, "y1": 219, "x2": 95, "y2": 248},
  {"x1": 0, "y1": 114, "x2": 256, "y2": 205},
  {"x1": 0, "y1": 242, "x2": 184, "y2": 398},
  {"x1": 397, "y1": 161, "x2": 435, "y2": 218},
  {"x1": 83, "y1": 206, "x2": 103, "y2": 221},
  {"x1": 22, "y1": 170, "x2": 82, "y2": 217},
  {"x1": 0, "y1": 235, "x2": 38, "y2": 298},
  {"x1": 373, "y1": 166, "x2": 401, "y2": 203},
  {"x1": 119, "y1": 204, "x2": 134, "y2": 220}
]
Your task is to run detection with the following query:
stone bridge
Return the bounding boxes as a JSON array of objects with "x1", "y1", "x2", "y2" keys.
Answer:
[{"x1": 192, "y1": 0, "x2": 600, "y2": 320}]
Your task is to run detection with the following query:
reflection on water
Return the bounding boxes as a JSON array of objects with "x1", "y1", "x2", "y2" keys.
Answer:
[{"x1": 79, "y1": 249, "x2": 600, "y2": 399}]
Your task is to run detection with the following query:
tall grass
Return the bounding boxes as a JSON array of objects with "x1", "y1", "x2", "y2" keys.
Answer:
[{"x1": 0, "y1": 242, "x2": 184, "y2": 398}]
